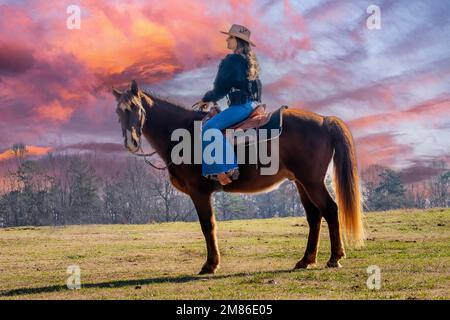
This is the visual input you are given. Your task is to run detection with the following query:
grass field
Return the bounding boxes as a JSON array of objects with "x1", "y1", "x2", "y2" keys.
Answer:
[{"x1": 0, "y1": 208, "x2": 449, "y2": 299}]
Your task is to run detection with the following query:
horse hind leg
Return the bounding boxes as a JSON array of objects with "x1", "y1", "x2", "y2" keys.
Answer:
[
  {"x1": 294, "y1": 181, "x2": 322, "y2": 269},
  {"x1": 301, "y1": 181, "x2": 345, "y2": 268}
]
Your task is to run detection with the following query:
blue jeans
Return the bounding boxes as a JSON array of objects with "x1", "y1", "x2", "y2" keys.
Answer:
[{"x1": 202, "y1": 101, "x2": 254, "y2": 177}]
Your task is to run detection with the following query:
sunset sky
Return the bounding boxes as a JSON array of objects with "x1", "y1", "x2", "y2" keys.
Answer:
[{"x1": 0, "y1": 0, "x2": 449, "y2": 180}]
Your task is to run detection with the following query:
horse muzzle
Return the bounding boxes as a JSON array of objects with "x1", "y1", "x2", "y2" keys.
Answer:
[{"x1": 125, "y1": 128, "x2": 140, "y2": 153}]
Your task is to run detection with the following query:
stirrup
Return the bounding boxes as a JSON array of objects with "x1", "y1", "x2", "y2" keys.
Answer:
[
  {"x1": 227, "y1": 168, "x2": 239, "y2": 181},
  {"x1": 204, "y1": 168, "x2": 239, "y2": 182}
]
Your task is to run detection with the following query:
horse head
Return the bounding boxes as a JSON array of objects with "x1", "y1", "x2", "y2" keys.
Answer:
[{"x1": 112, "y1": 80, "x2": 153, "y2": 153}]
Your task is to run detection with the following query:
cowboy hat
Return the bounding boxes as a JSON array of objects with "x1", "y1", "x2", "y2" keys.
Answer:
[{"x1": 220, "y1": 24, "x2": 255, "y2": 47}]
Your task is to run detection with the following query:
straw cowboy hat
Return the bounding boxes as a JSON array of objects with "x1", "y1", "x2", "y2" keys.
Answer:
[{"x1": 220, "y1": 24, "x2": 256, "y2": 47}]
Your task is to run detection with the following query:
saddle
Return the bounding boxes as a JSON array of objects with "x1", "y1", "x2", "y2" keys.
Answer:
[{"x1": 201, "y1": 104, "x2": 288, "y2": 145}]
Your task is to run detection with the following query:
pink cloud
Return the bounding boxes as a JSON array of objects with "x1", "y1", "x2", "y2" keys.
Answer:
[
  {"x1": 35, "y1": 101, "x2": 74, "y2": 122},
  {"x1": 348, "y1": 97, "x2": 450, "y2": 131},
  {"x1": 355, "y1": 132, "x2": 414, "y2": 168}
]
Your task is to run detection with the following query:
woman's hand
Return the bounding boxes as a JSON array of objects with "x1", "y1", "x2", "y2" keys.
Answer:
[{"x1": 192, "y1": 100, "x2": 210, "y2": 111}]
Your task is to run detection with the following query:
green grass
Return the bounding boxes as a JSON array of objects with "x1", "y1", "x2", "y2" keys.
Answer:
[{"x1": 0, "y1": 208, "x2": 449, "y2": 299}]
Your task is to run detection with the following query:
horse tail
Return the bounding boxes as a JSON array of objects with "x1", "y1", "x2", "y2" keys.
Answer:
[{"x1": 325, "y1": 116, "x2": 365, "y2": 246}]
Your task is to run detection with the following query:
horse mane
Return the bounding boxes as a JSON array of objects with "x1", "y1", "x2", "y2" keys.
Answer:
[{"x1": 141, "y1": 89, "x2": 196, "y2": 113}]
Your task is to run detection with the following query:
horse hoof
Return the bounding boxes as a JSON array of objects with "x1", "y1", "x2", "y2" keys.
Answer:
[
  {"x1": 326, "y1": 260, "x2": 342, "y2": 268},
  {"x1": 198, "y1": 264, "x2": 218, "y2": 275},
  {"x1": 294, "y1": 259, "x2": 315, "y2": 269}
]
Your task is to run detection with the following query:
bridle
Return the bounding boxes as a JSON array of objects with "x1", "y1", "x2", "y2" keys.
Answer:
[{"x1": 121, "y1": 92, "x2": 172, "y2": 171}]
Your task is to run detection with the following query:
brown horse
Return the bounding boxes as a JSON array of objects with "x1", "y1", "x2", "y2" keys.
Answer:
[{"x1": 112, "y1": 80, "x2": 364, "y2": 274}]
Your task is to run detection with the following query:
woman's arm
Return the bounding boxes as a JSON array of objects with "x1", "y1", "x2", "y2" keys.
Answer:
[{"x1": 202, "y1": 55, "x2": 236, "y2": 103}]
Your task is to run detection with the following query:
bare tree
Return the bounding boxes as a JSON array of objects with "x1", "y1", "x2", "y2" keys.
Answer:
[{"x1": 11, "y1": 143, "x2": 26, "y2": 166}]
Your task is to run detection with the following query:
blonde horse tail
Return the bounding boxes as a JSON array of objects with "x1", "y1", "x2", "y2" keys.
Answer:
[{"x1": 325, "y1": 116, "x2": 365, "y2": 245}]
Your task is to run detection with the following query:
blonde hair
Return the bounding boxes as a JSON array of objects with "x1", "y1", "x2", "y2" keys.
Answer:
[{"x1": 235, "y1": 38, "x2": 260, "y2": 81}]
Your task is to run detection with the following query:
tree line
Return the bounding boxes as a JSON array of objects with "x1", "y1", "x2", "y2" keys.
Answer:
[
  {"x1": 0, "y1": 147, "x2": 304, "y2": 227},
  {"x1": 0, "y1": 145, "x2": 448, "y2": 227},
  {"x1": 361, "y1": 163, "x2": 449, "y2": 211}
]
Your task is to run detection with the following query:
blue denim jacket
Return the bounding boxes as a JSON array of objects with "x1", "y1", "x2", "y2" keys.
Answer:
[{"x1": 202, "y1": 54, "x2": 261, "y2": 103}]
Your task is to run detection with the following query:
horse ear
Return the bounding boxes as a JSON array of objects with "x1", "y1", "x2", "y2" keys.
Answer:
[
  {"x1": 112, "y1": 87, "x2": 122, "y2": 100},
  {"x1": 130, "y1": 80, "x2": 138, "y2": 95}
]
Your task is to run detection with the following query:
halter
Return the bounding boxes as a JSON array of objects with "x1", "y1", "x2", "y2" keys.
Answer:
[{"x1": 123, "y1": 92, "x2": 173, "y2": 171}]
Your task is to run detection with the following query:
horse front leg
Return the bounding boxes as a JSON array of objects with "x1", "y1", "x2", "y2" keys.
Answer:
[{"x1": 190, "y1": 191, "x2": 220, "y2": 274}]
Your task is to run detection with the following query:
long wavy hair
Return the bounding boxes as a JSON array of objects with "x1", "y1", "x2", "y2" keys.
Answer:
[{"x1": 235, "y1": 38, "x2": 260, "y2": 81}]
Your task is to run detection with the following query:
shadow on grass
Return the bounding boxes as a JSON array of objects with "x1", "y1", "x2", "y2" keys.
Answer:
[{"x1": 0, "y1": 269, "x2": 293, "y2": 297}]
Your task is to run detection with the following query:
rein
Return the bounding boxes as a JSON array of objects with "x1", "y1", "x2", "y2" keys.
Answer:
[{"x1": 131, "y1": 146, "x2": 173, "y2": 171}]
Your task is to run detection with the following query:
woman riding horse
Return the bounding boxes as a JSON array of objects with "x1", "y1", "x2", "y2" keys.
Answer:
[
  {"x1": 194, "y1": 24, "x2": 262, "y2": 186},
  {"x1": 112, "y1": 25, "x2": 364, "y2": 274}
]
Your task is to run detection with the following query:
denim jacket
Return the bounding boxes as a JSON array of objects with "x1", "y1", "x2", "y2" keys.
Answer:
[{"x1": 202, "y1": 53, "x2": 252, "y2": 103}]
